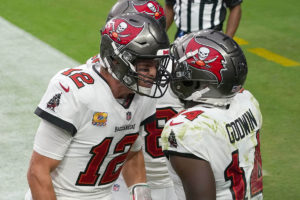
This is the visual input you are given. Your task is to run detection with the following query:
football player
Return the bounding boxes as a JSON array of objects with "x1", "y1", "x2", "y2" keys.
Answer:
[
  {"x1": 161, "y1": 30, "x2": 263, "y2": 200},
  {"x1": 25, "y1": 13, "x2": 170, "y2": 200},
  {"x1": 104, "y1": 1, "x2": 182, "y2": 200}
]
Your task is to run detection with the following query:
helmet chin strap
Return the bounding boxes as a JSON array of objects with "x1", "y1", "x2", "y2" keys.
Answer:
[
  {"x1": 103, "y1": 41, "x2": 136, "y2": 81},
  {"x1": 103, "y1": 57, "x2": 118, "y2": 80},
  {"x1": 201, "y1": 98, "x2": 233, "y2": 107},
  {"x1": 185, "y1": 87, "x2": 210, "y2": 101},
  {"x1": 184, "y1": 87, "x2": 232, "y2": 106},
  {"x1": 137, "y1": 85, "x2": 152, "y2": 95}
]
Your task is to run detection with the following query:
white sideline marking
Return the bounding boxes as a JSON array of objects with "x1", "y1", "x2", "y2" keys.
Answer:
[{"x1": 0, "y1": 16, "x2": 79, "y2": 200}]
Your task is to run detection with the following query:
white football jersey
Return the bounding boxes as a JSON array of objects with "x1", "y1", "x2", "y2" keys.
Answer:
[
  {"x1": 34, "y1": 56, "x2": 156, "y2": 199},
  {"x1": 141, "y1": 58, "x2": 184, "y2": 190},
  {"x1": 142, "y1": 85, "x2": 184, "y2": 189},
  {"x1": 162, "y1": 90, "x2": 263, "y2": 200}
]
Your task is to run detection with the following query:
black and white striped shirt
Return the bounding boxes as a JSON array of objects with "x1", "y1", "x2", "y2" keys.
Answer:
[{"x1": 166, "y1": 0, "x2": 242, "y2": 33}]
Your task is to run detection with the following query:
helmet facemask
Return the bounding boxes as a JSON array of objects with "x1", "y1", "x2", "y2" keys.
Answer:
[
  {"x1": 102, "y1": 41, "x2": 171, "y2": 98},
  {"x1": 115, "y1": 52, "x2": 171, "y2": 98}
]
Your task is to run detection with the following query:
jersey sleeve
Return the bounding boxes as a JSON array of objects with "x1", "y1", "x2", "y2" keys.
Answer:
[
  {"x1": 130, "y1": 134, "x2": 143, "y2": 152},
  {"x1": 34, "y1": 70, "x2": 81, "y2": 136},
  {"x1": 161, "y1": 113, "x2": 212, "y2": 162},
  {"x1": 34, "y1": 119, "x2": 73, "y2": 160}
]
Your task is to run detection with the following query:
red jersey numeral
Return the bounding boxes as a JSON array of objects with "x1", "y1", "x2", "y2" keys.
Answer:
[
  {"x1": 224, "y1": 150, "x2": 247, "y2": 200},
  {"x1": 62, "y1": 68, "x2": 81, "y2": 76},
  {"x1": 100, "y1": 134, "x2": 139, "y2": 184},
  {"x1": 225, "y1": 130, "x2": 263, "y2": 199},
  {"x1": 181, "y1": 110, "x2": 203, "y2": 121},
  {"x1": 62, "y1": 69, "x2": 94, "y2": 88},
  {"x1": 76, "y1": 138, "x2": 112, "y2": 186},
  {"x1": 250, "y1": 131, "x2": 263, "y2": 197},
  {"x1": 144, "y1": 107, "x2": 178, "y2": 158},
  {"x1": 76, "y1": 134, "x2": 138, "y2": 186}
]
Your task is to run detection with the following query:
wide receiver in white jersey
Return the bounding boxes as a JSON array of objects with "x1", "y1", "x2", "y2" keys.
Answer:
[
  {"x1": 161, "y1": 30, "x2": 263, "y2": 200},
  {"x1": 25, "y1": 13, "x2": 170, "y2": 200}
]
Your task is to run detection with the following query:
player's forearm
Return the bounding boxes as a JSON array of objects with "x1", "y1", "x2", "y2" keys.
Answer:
[
  {"x1": 27, "y1": 168, "x2": 56, "y2": 199},
  {"x1": 165, "y1": 4, "x2": 175, "y2": 31},
  {"x1": 122, "y1": 149, "x2": 147, "y2": 187},
  {"x1": 225, "y1": 5, "x2": 242, "y2": 38}
]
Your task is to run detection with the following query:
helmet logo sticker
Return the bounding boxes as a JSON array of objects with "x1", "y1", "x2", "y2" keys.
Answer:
[
  {"x1": 102, "y1": 18, "x2": 144, "y2": 45},
  {"x1": 133, "y1": 1, "x2": 164, "y2": 20},
  {"x1": 186, "y1": 38, "x2": 227, "y2": 85}
]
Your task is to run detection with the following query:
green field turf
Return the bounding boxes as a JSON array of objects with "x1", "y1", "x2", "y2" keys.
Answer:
[{"x1": 1, "y1": 0, "x2": 299, "y2": 199}]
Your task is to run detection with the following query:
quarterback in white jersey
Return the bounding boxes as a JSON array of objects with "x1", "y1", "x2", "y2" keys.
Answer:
[
  {"x1": 161, "y1": 30, "x2": 263, "y2": 199},
  {"x1": 26, "y1": 13, "x2": 170, "y2": 200},
  {"x1": 30, "y1": 60, "x2": 154, "y2": 199}
]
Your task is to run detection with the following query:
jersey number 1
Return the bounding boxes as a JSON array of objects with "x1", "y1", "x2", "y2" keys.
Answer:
[{"x1": 224, "y1": 131, "x2": 263, "y2": 199}]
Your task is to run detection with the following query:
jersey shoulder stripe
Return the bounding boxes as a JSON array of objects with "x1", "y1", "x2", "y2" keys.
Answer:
[{"x1": 35, "y1": 107, "x2": 77, "y2": 136}]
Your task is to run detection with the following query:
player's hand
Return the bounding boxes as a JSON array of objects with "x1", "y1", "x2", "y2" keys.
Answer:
[{"x1": 129, "y1": 183, "x2": 152, "y2": 200}]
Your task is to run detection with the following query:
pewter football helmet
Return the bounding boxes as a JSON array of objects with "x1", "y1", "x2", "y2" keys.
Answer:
[
  {"x1": 107, "y1": 0, "x2": 166, "y2": 28},
  {"x1": 170, "y1": 30, "x2": 248, "y2": 106},
  {"x1": 100, "y1": 13, "x2": 170, "y2": 98}
]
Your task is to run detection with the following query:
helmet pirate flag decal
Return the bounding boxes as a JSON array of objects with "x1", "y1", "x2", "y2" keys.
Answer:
[
  {"x1": 185, "y1": 38, "x2": 227, "y2": 85},
  {"x1": 102, "y1": 18, "x2": 144, "y2": 45},
  {"x1": 133, "y1": 1, "x2": 164, "y2": 20}
]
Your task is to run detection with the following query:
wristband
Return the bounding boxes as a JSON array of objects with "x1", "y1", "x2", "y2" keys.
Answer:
[{"x1": 129, "y1": 183, "x2": 152, "y2": 200}]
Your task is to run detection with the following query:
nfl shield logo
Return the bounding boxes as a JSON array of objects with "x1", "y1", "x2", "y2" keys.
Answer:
[
  {"x1": 126, "y1": 112, "x2": 132, "y2": 121},
  {"x1": 113, "y1": 183, "x2": 120, "y2": 191}
]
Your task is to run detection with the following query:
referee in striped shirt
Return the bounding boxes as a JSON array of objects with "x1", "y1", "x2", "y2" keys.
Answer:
[{"x1": 165, "y1": 0, "x2": 242, "y2": 39}]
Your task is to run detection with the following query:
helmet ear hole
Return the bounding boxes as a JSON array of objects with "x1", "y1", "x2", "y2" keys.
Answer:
[
  {"x1": 195, "y1": 81, "x2": 201, "y2": 89},
  {"x1": 182, "y1": 81, "x2": 193, "y2": 87},
  {"x1": 182, "y1": 81, "x2": 201, "y2": 89}
]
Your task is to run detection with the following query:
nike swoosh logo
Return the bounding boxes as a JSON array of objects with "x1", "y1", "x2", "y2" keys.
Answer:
[
  {"x1": 59, "y1": 82, "x2": 70, "y2": 92},
  {"x1": 170, "y1": 120, "x2": 183, "y2": 126}
]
